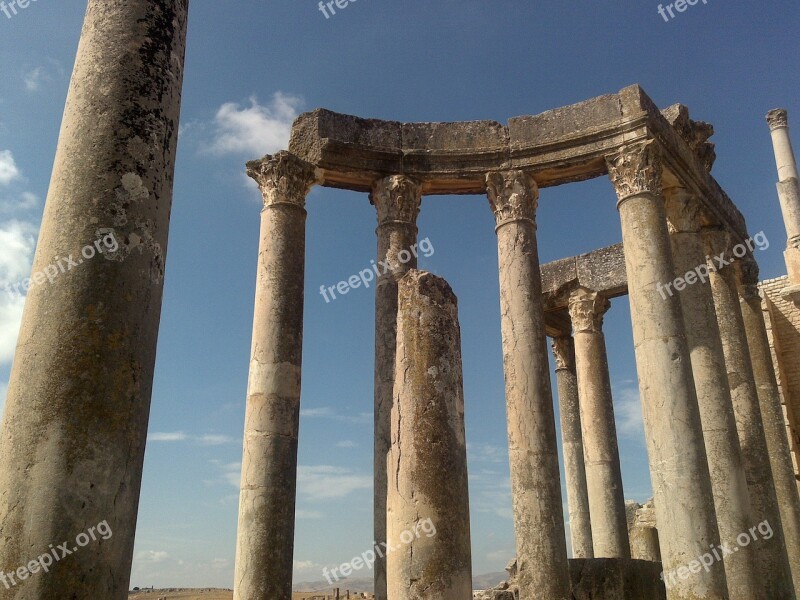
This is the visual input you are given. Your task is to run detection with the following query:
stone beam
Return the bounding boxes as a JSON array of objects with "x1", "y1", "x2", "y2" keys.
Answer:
[{"x1": 287, "y1": 85, "x2": 748, "y2": 243}]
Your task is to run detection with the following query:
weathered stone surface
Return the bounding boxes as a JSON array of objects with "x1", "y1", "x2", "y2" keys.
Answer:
[
  {"x1": 608, "y1": 142, "x2": 729, "y2": 599},
  {"x1": 387, "y1": 270, "x2": 472, "y2": 600},
  {"x1": 0, "y1": 2, "x2": 188, "y2": 598},
  {"x1": 371, "y1": 175, "x2": 422, "y2": 600},
  {"x1": 234, "y1": 152, "x2": 317, "y2": 600},
  {"x1": 487, "y1": 170, "x2": 571, "y2": 599},
  {"x1": 625, "y1": 500, "x2": 661, "y2": 563}
]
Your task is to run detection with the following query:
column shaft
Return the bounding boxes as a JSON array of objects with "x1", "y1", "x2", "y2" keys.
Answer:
[
  {"x1": 552, "y1": 334, "x2": 594, "y2": 559},
  {"x1": 664, "y1": 191, "x2": 763, "y2": 600},
  {"x1": 767, "y1": 110, "x2": 800, "y2": 286},
  {"x1": 704, "y1": 232, "x2": 796, "y2": 600},
  {"x1": 387, "y1": 270, "x2": 472, "y2": 599},
  {"x1": 371, "y1": 176, "x2": 421, "y2": 600},
  {"x1": 568, "y1": 289, "x2": 630, "y2": 559},
  {"x1": 234, "y1": 153, "x2": 316, "y2": 600},
  {"x1": 606, "y1": 141, "x2": 727, "y2": 600},
  {"x1": 487, "y1": 171, "x2": 571, "y2": 599},
  {"x1": 739, "y1": 264, "x2": 800, "y2": 594},
  {"x1": 0, "y1": 2, "x2": 188, "y2": 598}
]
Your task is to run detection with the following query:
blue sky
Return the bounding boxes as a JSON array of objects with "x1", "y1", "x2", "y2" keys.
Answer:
[{"x1": 0, "y1": 0, "x2": 798, "y2": 590}]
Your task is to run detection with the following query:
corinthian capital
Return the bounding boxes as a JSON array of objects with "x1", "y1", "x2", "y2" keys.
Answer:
[
  {"x1": 370, "y1": 175, "x2": 422, "y2": 226},
  {"x1": 568, "y1": 288, "x2": 611, "y2": 334},
  {"x1": 485, "y1": 170, "x2": 539, "y2": 228},
  {"x1": 246, "y1": 151, "x2": 317, "y2": 208},
  {"x1": 605, "y1": 141, "x2": 663, "y2": 203},
  {"x1": 767, "y1": 109, "x2": 789, "y2": 131},
  {"x1": 551, "y1": 335, "x2": 575, "y2": 371}
]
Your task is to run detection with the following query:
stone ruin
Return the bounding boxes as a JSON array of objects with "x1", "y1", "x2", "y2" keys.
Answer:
[{"x1": 1, "y1": 2, "x2": 800, "y2": 600}]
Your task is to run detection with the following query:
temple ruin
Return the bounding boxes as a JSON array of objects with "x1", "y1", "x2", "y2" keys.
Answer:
[{"x1": 1, "y1": 2, "x2": 800, "y2": 600}]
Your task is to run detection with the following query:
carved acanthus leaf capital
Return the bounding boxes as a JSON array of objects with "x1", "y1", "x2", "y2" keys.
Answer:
[
  {"x1": 767, "y1": 109, "x2": 789, "y2": 130},
  {"x1": 370, "y1": 175, "x2": 422, "y2": 226},
  {"x1": 486, "y1": 170, "x2": 539, "y2": 228},
  {"x1": 246, "y1": 151, "x2": 317, "y2": 208},
  {"x1": 551, "y1": 335, "x2": 575, "y2": 371},
  {"x1": 568, "y1": 288, "x2": 610, "y2": 333},
  {"x1": 605, "y1": 141, "x2": 663, "y2": 203}
]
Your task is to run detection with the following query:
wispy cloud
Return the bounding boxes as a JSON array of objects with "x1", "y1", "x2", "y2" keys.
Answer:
[
  {"x1": 148, "y1": 431, "x2": 237, "y2": 445},
  {"x1": 614, "y1": 384, "x2": 645, "y2": 440},
  {"x1": 208, "y1": 92, "x2": 303, "y2": 156},
  {"x1": 300, "y1": 406, "x2": 371, "y2": 424},
  {"x1": 0, "y1": 219, "x2": 36, "y2": 365},
  {"x1": 136, "y1": 550, "x2": 169, "y2": 564},
  {"x1": 297, "y1": 465, "x2": 372, "y2": 501},
  {"x1": 0, "y1": 151, "x2": 21, "y2": 185},
  {"x1": 23, "y1": 67, "x2": 49, "y2": 92},
  {"x1": 335, "y1": 440, "x2": 358, "y2": 448}
]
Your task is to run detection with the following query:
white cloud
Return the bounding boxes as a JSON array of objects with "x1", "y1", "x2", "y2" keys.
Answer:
[
  {"x1": 614, "y1": 385, "x2": 645, "y2": 439},
  {"x1": 196, "y1": 433, "x2": 236, "y2": 446},
  {"x1": 209, "y1": 92, "x2": 303, "y2": 156},
  {"x1": 136, "y1": 550, "x2": 169, "y2": 564},
  {"x1": 0, "y1": 151, "x2": 21, "y2": 185},
  {"x1": 297, "y1": 465, "x2": 372, "y2": 500},
  {"x1": 296, "y1": 509, "x2": 325, "y2": 520},
  {"x1": 0, "y1": 220, "x2": 36, "y2": 365},
  {"x1": 335, "y1": 440, "x2": 357, "y2": 448},
  {"x1": 148, "y1": 431, "x2": 189, "y2": 442},
  {"x1": 23, "y1": 67, "x2": 49, "y2": 92},
  {"x1": 300, "y1": 406, "x2": 371, "y2": 424},
  {"x1": 293, "y1": 560, "x2": 320, "y2": 571}
]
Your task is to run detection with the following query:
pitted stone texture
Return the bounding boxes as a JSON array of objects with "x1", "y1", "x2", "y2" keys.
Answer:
[
  {"x1": 704, "y1": 233, "x2": 796, "y2": 600},
  {"x1": 665, "y1": 189, "x2": 764, "y2": 600},
  {"x1": 372, "y1": 175, "x2": 422, "y2": 600},
  {"x1": 234, "y1": 152, "x2": 314, "y2": 600},
  {"x1": 552, "y1": 333, "x2": 594, "y2": 559},
  {"x1": 609, "y1": 144, "x2": 728, "y2": 600},
  {"x1": 0, "y1": 2, "x2": 188, "y2": 598},
  {"x1": 625, "y1": 500, "x2": 661, "y2": 563},
  {"x1": 387, "y1": 271, "x2": 472, "y2": 600},
  {"x1": 488, "y1": 170, "x2": 571, "y2": 599}
]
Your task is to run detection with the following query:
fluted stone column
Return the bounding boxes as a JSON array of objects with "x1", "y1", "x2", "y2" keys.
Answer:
[
  {"x1": 0, "y1": 2, "x2": 188, "y2": 598},
  {"x1": 371, "y1": 176, "x2": 422, "y2": 600},
  {"x1": 739, "y1": 260, "x2": 800, "y2": 593},
  {"x1": 568, "y1": 288, "x2": 629, "y2": 559},
  {"x1": 664, "y1": 188, "x2": 763, "y2": 600},
  {"x1": 605, "y1": 141, "x2": 727, "y2": 600},
  {"x1": 552, "y1": 332, "x2": 594, "y2": 559},
  {"x1": 486, "y1": 170, "x2": 571, "y2": 599},
  {"x1": 704, "y1": 229, "x2": 796, "y2": 600},
  {"x1": 767, "y1": 109, "x2": 800, "y2": 288},
  {"x1": 234, "y1": 152, "x2": 317, "y2": 600},
  {"x1": 387, "y1": 270, "x2": 472, "y2": 599}
]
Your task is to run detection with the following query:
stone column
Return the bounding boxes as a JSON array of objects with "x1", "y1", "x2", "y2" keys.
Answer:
[
  {"x1": 739, "y1": 259, "x2": 800, "y2": 593},
  {"x1": 664, "y1": 188, "x2": 763, "y2": 600},
  {"x1": 0, "y1": 2, "x2": 187, "y2": 598},
  {"x1": 552, "y1": 331, "x2": 594, "y2": 559},
  {"x1": 567, "y1": 289, "x2": 630, "y2": 559},
  {"x1": 704, "y1": 229, "x2": 796, "y2": 600},
  {"x1": 605, "y1": 141, "x2": 727, "y2": 599},
  {"x1": 371, "y1": 176, "x2": 422, "y2": 600},
  {"x1": 233, "y1": 152, "x2": 317, "y2": 600},
  {"x1": 625, "y1": 500, "x2": 662, "y2": 563},
  {"x1": 486, "y1": 170, "x2": 571, "y2": 599},
  {"x1": 766, "y1": 109, "x2": 800, "y2": 291},
  {"x1": 387, "y1": 270, "x2": 472, "y2": 599}
]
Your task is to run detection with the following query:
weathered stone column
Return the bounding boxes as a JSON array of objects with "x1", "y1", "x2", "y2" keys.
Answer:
[
  {"x1": 371, "y1": 176, "x2": 422, "y2": 600},
  {"x1": 552, "y1": 331, "x2": 594, "y2": 559},
  {"x1": 766, "y1": 109, "x2": 800, "y2": 291},
  {"x1": 605, "y1": 141, "x2": 727, "y2": 600},
  {"x1": 567, "y1": 289, "x2": 630, "y2": 559},
  {"x1": 486, "y1": 170, "x2": 571, "y2": 599},
  {"x1": 664, "y1": 188, "x2": 763, "y2": 600},
  {"x1": 625, "y1": 500, "x2": 662, "y2": 563},
  {"x1": 739, "y1": 259, "x2": 800, "y2": 593},
  {"x1": 387, "y1": 270, "x2": 472, "y2": 599},
  {"x1": 0, "y1": 2, "x2": 188, "y2": 598},
  {"x1": 234, "y1": 152, "x2": 317, "y2": 600},
  {"x1": 704, "y1": 229, "x2": 796, "y2": 600}
]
